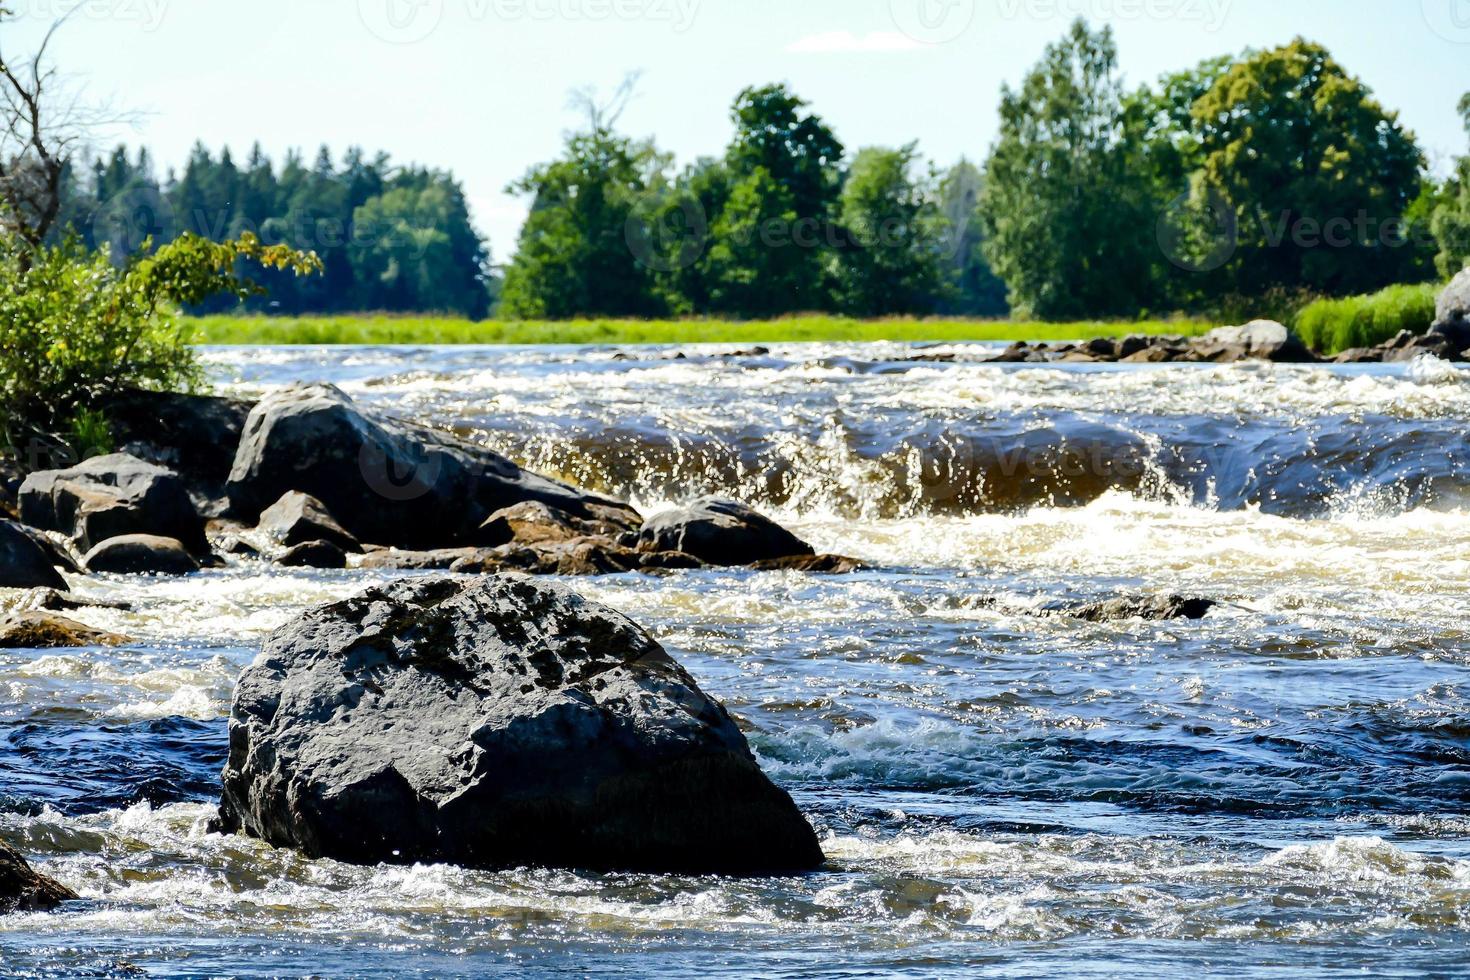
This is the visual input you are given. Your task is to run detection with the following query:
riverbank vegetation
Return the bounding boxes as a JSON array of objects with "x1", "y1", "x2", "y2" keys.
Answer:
[
  {"x1": 185, "y1": 315, "x2": 1214, "y2": 347},
  {"x1": 1293, "y1": 283, "x2": 1442, "y2": 355},
  {"x1": 35, "y1": 20, "x2": 1468, "y2": 337}
]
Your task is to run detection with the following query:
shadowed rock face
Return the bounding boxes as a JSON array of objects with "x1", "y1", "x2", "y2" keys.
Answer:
[
  {"x1": 0, "y1": 519, "x2": 68, "y2": 591},
  {"x1": 0, "y1": 842, "x2": 76, "y2": 915},
  {"x1": 215, "y1": 575, "x2": 825, "y2": 875},
  {"x1": 225, "y1": 384, "x2": 639, "y2": 550}
]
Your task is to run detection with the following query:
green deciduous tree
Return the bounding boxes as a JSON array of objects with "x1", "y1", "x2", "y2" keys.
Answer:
[
  {"x1": 1191, "y1": 39, "x2": 1425, "y2": 296},
  {"x1": 835, "y1": 144, "x2": 951, "y2": 315},
  {"x1": 977, "y1": 20, "x2": 1161, "y2": 319},
  {"x1": 935, "y1": 160, "x2": 1006, "y2": 316},
  {"x1": 1431, "y1": 93, "x2": 1470, "y2": 278}
]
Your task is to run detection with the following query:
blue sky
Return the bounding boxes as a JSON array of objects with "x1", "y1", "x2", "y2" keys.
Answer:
[{"x1": 10, "y1": 0, "x2": 1470, "y2": 259}]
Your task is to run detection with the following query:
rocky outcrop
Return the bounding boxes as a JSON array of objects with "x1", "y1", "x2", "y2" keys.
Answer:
[
  {"x1": 215, "y1": 576, "x2": 824, "y2": 874},
  {"x1": 0, "y1": 611, "x2": 130, "y2": 649},
  {"x1": 83, "y1": 535, "x2": 200, "y2": 576},
  {"x1": 255, "y1": 491, "x2": 360, "y2": 553},
  {"x1": 19, "y1": 454, "x2": 208, "y2": 556},
  {"x1": 0, "y1": 519, "x2": 69, "y2": 591},
  {"x1": 0, "y1": 842, "x2": 76, "y2": 914},
  {"x1": 638, "y1": 498, "x2": 815, "y2": 567},
  {"x1": 224, "y1": 384, "x2": 639, "y2": 550}
]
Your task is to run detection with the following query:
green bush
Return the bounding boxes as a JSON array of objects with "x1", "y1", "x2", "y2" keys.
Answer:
[
  {"x1": 0, "y1": 233, "x2": 319, "y2": 455},
  {"x1": 1293, "y1": 282, "x2": 1441, "y2": 354}
]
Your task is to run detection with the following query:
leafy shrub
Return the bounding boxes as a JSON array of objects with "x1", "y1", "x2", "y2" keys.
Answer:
[
  {"x1": 1293, "y1": 282, "x2": 1441, "y2": 354},
  {"x1": 0, "y1": 233, "x2": 320, "y2": 455}
]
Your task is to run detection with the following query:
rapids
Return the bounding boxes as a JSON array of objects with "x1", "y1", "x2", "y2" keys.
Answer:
[{"x1": 2, "y1": 343, "x2": 1468, "y2": 977}]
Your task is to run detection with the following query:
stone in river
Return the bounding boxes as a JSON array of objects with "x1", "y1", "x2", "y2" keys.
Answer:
[
  {"x1": 82, "y1": 534, "x2": 201, "y2": 576},
  {"x1": 0, "y1": 842, "x2": 77, "y2": 914},
  {"x1": 0, "y1": 519, "x2": 69, "y2": 591},
  {"x1": 0, "y1": 610, "x2": 130, "y2": 649},
  {"x1": 214, "y1": 575, "x2": 825, "y2": 875},
  {"x1": 19, "y1": 454, "x2": 208, "y2": 556},
  {"x1": 637, "y1": 497, "x2": 815, "y2": 567},
  {"x1": 255, "y1": 491, "x2": 361, "y2": 553}
]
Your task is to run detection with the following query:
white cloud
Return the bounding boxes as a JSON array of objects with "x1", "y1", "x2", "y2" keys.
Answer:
[{"x1": 784, "y1": 30, "x2": 924, "y2": 54}]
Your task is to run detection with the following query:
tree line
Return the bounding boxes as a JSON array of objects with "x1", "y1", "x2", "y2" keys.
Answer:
[
  {"x1": 54, "y1": 144, "x2": 492, "y2": 317},
  {"x1": 25, "y1": 18, "x2": 1470, "y2": 321},
  {"x1": 505, "y1": 21, "x2": 1469, "y2": 321}
]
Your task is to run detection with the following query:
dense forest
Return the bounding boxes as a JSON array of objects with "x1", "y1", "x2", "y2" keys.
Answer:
[
  {"x1": 43, "y1": 20, "x2": 1470, "y2": 321},
  {"x1": 60, "y1": 145, "x2": 492, "y2": 317}
]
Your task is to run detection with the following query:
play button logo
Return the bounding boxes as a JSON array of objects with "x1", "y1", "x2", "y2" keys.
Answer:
[{"x1": 358, "y1": 0, "x2": 445, "y2": 44}]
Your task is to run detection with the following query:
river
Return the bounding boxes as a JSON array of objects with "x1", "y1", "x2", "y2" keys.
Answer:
[{"x1": 3, "y1": 343, "x2": 1469, "y2": 977}]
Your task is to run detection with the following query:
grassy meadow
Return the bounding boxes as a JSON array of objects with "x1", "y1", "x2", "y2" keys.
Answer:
[{"x1": 187, "y1": 315, "x2": 1217, "y2": 347}]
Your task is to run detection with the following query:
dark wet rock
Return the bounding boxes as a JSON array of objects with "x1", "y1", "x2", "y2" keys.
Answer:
[
  {"x1": 19, "y1": 453, "x2": 207, "y2": 556},
  {"x1": 1080, "y1": 337, "x2": 1118, "y2": 359},
  {"x1": 1193, "y1": 320, "x2": 1316, "y2": 363},
  {"x1": 0, "y1": 610, "x2": 130, "y2": 649},
  {"x1": 255, "y1": 491, "x2": 360, "y2": 553},
  {"x1": 225, "y1": 384, "x2": 640, "y2": 549},
  {"x1": 0, "y1": 519, "x2": 69, "y2": 591},
  {"x1": 17, "y1": 588, "x2": 131, "y2": 613},
  {"x1": 482, "y1": 500, "x2": 641, "y2": 548},
  {"x1": 0, "y1": 841, "x2": 77, "y2": 914},
  {"x1": 749, "y1": 554, "x2": 867, "y2": 574},
  {"x1": 1055, "y1": 594, "x2": 1219, "y2": 622},
  {"x1": 638, "y1": 498, "x2": 814, "y2": 567},
  {"x1": 83, "y1": 534, "x2": 200, "y2": 576},
  {"x1": 99, "y1": 389, "x2": 253, "y2": 518},
  {"x1": 214, "y1": 575, "x2": 825, "y2": 874},
  {"x1": 1121, "y1": 345, "x2": 1184, "y2": 363},
  {"x1": 276, "y1": 540, "x2": 348, "y2": 569},
  {"x1": 1117, "y1": 335, "x2": 1153, "y2": 359}
]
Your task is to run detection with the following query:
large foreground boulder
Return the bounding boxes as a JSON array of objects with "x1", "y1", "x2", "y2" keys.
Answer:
[
  {"x1": 0, "y1": 842, "x2": 76, "y2": 914},
  {"x1": 215, "y1": 576, "x2": 824, "y2": 874},
  {"x1": 638, "y1": 497, "x2": 815, "y2": 566},
  {"x1": 19, "y1": 454, "x2": 207, "y2": 556},
  {"x1": 0, "y1": 519, "x2": 68, "y2": 591},
  {"x1": 225, "y1": 384, "x2": 639, "y2": 550}
]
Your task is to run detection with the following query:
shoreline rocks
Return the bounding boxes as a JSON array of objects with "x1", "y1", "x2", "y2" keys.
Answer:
[
  {"x1": 215, "y1": 575, "x2": 825, "y2": 874},
  {"x1": 0, "y1": 842, "x2": 77, "y2": 914}
]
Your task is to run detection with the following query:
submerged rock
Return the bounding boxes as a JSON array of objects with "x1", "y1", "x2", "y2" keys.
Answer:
[
  {"x1": 0, "y1": 842, "x2": 77, "y2": 914},
  {"x1": 1056, "y1": 594, "x2": 1219, "y2": 622},
  {"x1": 0, "y1": 610, "x2": 130, "y2": 649},
  {"x1": 481, "y1": 499, "x2": 640, "y2": 548},
  {"x1": 638, "y1": 497, "x2": 815, "y2": 567},
  {"x1": 225, "y1": 384, "x2": 639, "y2": 549},
  {"x1": 215, "y1": 576, "x2": 824, "y2": 874},
  {"x1": 83, "y1": 534, "x2": 200, "y2": 576},
  {"x1": 0, "y1": 519, "x2": 69, "y2": 591},
  {"x1": 16, "y1": 588, "x2": 131, "y2": 613},
  {"x1": 19, "y1": 454, "x2": 208, "y2": 556},
  {"x1": 749, "y1": 554, "x2": 867, "y2": 574}
]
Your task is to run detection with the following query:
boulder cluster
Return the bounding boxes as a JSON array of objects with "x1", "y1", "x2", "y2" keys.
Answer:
[{"x1": 0, "y1": 384, "x2": 854, "y2": 647}]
